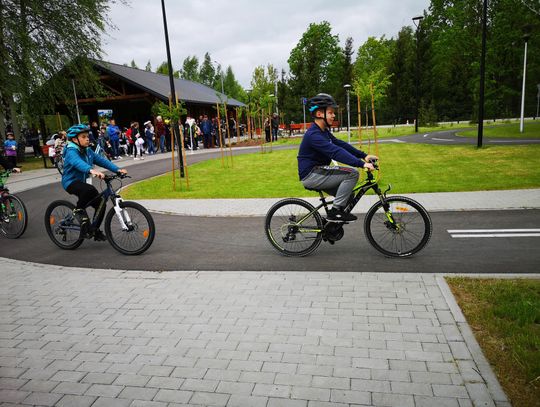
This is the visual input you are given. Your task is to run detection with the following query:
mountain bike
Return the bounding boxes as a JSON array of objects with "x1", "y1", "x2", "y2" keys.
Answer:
[
  {"x1": 45, "y1": 173, "x2": 155, "y2": 255},
  {"x1": 0, "y1": 170, "x2": 28, "y2": 239},
  {"x1": 265, "y1": 160, "x2": 432, "y2": 257}
]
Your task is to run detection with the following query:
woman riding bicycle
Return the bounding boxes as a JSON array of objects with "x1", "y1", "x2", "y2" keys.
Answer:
[
  {"x1": 62, "y1": 124, "x2": 127, "y2": 241},
  {"x1": 298, "y1": 93, "x2": 377, "y2": 222}
]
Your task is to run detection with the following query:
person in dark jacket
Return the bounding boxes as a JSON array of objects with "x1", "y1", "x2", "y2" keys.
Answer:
[{"x1": 297, "y1": 93, "x2": 377, "y2": 222}]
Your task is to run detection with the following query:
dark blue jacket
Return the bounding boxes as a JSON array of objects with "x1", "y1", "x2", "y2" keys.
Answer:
[
  {"x1": 200, "y1": 119, "x2": 212, "y2": 135},
  {"x1": 297, "y1": 123, "x2": 367, "y2": 180},
  {"x1": 106, "y1": 124, "x2": 120, "y2": 142}
]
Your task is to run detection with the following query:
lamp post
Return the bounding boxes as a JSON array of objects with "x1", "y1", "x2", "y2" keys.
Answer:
[
  {"x1": 160, "y1": 0, "x2": 184, "y2": 177},
  {"x1": 534, "y1": 83, "x2": 540, "y2": 118},
  {"x1": 520, "y1": 27, "x2": 532, "y2": 133},
  {"x1": 302, "y1": 97, "x2": 307, "y2": 133},
  {"x1": 477, "y1": 0, "x2": 488, "y2": 147},
  {"x1": 412, "y1": 15, "x2": 424, "y2": 134},
  {"x1": 344, "y1": 84, "x2": 352, "y2": 143},
  {"x1": 246, "y1": 88, "x2": 252, "y2": 138},
  {"x1": 71, "y1": 78, "x2": 81, "y2": 124},
  {"x1": 213, "y1": 60, "x2": 225, "y2": 96}
]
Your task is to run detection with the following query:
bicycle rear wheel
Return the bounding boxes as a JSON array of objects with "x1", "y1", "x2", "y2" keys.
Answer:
[
  {"x1": 364, "y1": 196, "x2": 432, "y2": 257},
  {"x1": 265, "y1": 198, "x2": 323, "y2": 257},
  {"x1": 54, "y1": 154, "x2": 64, "y2": 175},
  {"x1": 45, "y1": 200, "x2": 84, "y2": 250},
  {"x1": 105, "y1": 201, "x2": 155, "y2": 255},
  {"x1": 0, "y1": 193, "x2": 28, "y2": 239}
]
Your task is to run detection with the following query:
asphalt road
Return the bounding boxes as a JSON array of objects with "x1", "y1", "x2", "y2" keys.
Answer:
[
  {"x1": 2, "y1": 143, "x2": 539, "y2": 273},
  {"x1": 2, "y1": 196, "x2": 539, "y2": 273}
]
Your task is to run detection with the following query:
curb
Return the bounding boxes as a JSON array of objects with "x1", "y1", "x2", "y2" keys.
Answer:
[{"x1": 436, "y1": 276, "x2": 511, "y2": 407}]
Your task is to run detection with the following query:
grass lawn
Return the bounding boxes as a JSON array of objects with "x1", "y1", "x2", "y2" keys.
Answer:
[
  {"x1": 121, "y1": 144, "x2": 540, "y2": 199},
  {"x1": 446, "y1": 278, "x2": 540, "y2": 407},
  {"x1": 457, "y1": 120, "x2": 540, "y2": 139},
  {"x1": 10, "y1": 156, "x2": 53, "y2": 171}
]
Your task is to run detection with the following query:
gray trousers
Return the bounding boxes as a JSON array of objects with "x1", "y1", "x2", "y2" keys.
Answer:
[{"x1": 301, "y1": 166, "x2": 359, "y2": 209}]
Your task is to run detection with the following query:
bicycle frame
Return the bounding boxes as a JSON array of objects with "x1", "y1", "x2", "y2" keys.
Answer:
[{"x1": 294, "y1": 170, "x2": 393, "y2": 234}]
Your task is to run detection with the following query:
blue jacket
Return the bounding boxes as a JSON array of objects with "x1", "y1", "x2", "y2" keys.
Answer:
[
  {"x1": 200, "y1": 119, "x2": 212, "y2": 135},
  {"x1": 61, "y1": 141, "x2": 119, "y2": 190},
  {"x1": 297, "y1": 123, "x2": 367, "y2": 180},
  {"x1": 106, "y1": 124, "x2": 120, "y2": 142}
]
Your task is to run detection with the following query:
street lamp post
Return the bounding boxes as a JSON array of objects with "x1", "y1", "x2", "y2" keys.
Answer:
[
  {"x1": 213, "y1": 60, "x2": 225, "y2": 96},
  {"x1": 71, "y1": 78, "x2": 81, "y2": 124},
  {"x1": 160, "y1": 0, "x2": 184, "y2": 177},
  {"x1": 412, "y1": 15, "x2": 424, "y2": 134},
  {"x1": 344, "y1": 84, "x2": 352, "y2": 143},
  {"x1": 534, "y1": 83, "x2": 540, "y2": 118},
  {"x1": 477, "y1": 0, "x2": 488, "y2": 148},
  {"x1": 302, "y1": 97, "x2": 307, "y2": 133},
  {"x1": 520, "y1": 28, "x2": 531, "y2": 133},
  {"x1": 246, "y1": 89, "x2": 252, "y2": 138}
]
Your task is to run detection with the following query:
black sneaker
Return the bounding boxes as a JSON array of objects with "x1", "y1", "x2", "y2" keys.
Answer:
[
  {"x1": 73, "y1": 209, "x2": 90, "y2": 236},
  {"x1": 93, "y1": 229, "x2": 107, "y2": 241},
  {"x1": 327, "y1": 208, "x2": 357, "y2": 222}
]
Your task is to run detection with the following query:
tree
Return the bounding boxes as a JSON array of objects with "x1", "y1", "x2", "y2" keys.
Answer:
[
  {"x1": 223, "y1": 66, "x2": 246, "y2": 102},
  {"x1": 179, "y1": 55, "x2": 200, "y2": 82},
  {"x1": 155, "y1": 61, "x2": 179, "y2": 78},
  {"x1": 199, "y1": 52, "x2": 215, "y2": 87},
  {"x1": 145, "y1": 60, "x2": 152, "y2": 72},
  {"x1": 288, "y1": 21, "x2": 344, "y2": 98},
  {"x1": 353, "y1": 36, "x2": 394, "y2": 121},
  {"x1": 130, "y1": 59, "x2": 138, "y2": 69},
  {"x1": 0, "y1": 0, "x2": 112, "y2": 139},
  {"x1": 386, "y1": 27, "x2": 416, "y2": 122}
]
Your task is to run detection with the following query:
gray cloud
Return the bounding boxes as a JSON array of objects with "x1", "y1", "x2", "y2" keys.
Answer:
[{"x1": 102, "y1": 0, "x2": 430, "y2": 87}]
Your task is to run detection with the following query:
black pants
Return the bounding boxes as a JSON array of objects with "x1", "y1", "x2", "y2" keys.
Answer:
[{"x1": 66, "y1": 181, "x2": 100, "y2": 210}]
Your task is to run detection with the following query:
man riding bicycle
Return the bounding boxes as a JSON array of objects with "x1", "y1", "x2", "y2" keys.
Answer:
[
  {"x1": 298, "y1": 93, "x2": 377, "y2": 222},
  {"x1": 62, "y1": 124, "x2": 127, "y2": 241}
]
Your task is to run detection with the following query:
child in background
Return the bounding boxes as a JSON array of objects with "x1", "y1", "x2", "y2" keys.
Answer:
[{"x1": 3, "y1": 132, "x2": 18, "y2": 167}]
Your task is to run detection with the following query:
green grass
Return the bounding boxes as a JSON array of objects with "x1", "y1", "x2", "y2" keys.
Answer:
[
  {"x1": 121, "y1": 144, "x2": 540, "y2": 199},
  {"x1": 457, "y1": 121, "x2": 540, "y2": 139},
  {"x1": 10, "y1": 156, "x2": 52, "y2": 171},
  {"x1": 446, "y1": 278, "x2": 540, "y2": 407}
]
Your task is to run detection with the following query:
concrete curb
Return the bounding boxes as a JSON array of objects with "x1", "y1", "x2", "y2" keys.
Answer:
[{"x1": 436, "y1": 276, "x2": 511, "y2": 407}]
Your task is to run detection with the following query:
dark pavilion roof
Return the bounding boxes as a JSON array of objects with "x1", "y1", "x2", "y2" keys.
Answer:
[{"x1": 93, "y1": 60, "x2": 245, "y2": 107}]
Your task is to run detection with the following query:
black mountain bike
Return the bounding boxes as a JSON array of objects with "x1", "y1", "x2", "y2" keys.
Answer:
[
  {"x1": 45, "y1": 174, "x2": 155, "y2": 255},
  {"x1": 0, "y1": 170, "x2": 28, "y2": 239},
  {"x1": 265, "y1": 160, "x2": 432, "y2": 257}
]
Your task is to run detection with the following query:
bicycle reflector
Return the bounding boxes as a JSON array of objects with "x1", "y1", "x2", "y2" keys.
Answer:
[
  {"x1": 395, "y1": 207, "x2": 410, "y2": 212},
  {"x1": 49, "y1": 216, "x2": 56, "y2": 225}
]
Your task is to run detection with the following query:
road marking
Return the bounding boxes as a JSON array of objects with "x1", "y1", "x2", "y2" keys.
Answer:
[
  {"x1": 423, "y1": 134, "x2": 429, "y2": 138},
  {"x1": 448, "y1": 228, "x2": 540, "y2": 238},
  {"x1": 432, "y1": 138, "x2": 453, "y2": 142}
]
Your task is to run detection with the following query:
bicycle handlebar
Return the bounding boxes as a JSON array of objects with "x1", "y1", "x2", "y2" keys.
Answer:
[{"x1": 103, "y1": 173, "x2": 131, "y2": 182}]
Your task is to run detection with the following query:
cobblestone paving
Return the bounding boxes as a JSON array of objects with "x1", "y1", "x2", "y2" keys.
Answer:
[{"x1": 0, "y1": 259, "x2": 509, "y2": 406}]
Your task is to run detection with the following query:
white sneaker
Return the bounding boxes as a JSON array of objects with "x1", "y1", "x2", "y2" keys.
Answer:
[
  {"x1": 141, "y1": 156, "x2": 145, "y2": 160},
  {"x1": 134, "y1": 157, "x2": 140, "y2": 160}
]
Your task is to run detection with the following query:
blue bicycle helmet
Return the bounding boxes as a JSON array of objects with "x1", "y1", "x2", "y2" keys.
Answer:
[{"x1": 66, "y1": 124, "x2": 90, "y2": 139}]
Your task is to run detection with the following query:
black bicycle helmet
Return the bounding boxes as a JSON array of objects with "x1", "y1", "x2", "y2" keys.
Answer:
[{"x1": 308, "y1": 93, "x2": 338, "y2": 116}]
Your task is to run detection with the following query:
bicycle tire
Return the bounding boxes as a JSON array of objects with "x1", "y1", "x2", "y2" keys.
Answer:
[
  {"x1": 0, "y1": 193, "x2": 28, "y2": 239},
  {"x1": 44, "y1": 200, "x2": 84, "y2": 250},
  {"x1": 265, "y1": 198, "x2": 324, "y2": 257},
  {"x1": 364, "y1": 196, "x2": 432, "y2": 257},
  {"x1": 54, "y1": 154, "x2": 64, "y2": 175},
  {"x1": 104, "y1": 201, "x2": 155, "y2": 255}
]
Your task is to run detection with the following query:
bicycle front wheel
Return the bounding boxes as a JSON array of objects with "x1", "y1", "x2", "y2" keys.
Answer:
[
  {"x1": 105, "y1": 201, "x2": 155, "y2": 255},
  {"x1": 0, "y1": 194, "x2": 28, "y2": 239},
  {"x1": 265, "y1": 198, "x2": 323, "y2": 257},
  {"x1": 45, "y1": 200, "x2": 84, "y2": 249},
  {"x1": 365, "y1": 196, "x2": 432, "y2": 257}
]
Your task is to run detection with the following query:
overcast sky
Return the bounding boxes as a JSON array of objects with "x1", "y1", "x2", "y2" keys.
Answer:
[{"x1": 102, "y1": 0, "x2": 430, "y2": 88}]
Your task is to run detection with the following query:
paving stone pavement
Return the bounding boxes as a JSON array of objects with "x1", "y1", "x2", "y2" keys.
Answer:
[{"x1": 0, "y1": 258, "x2": 513, "y2": 407}]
